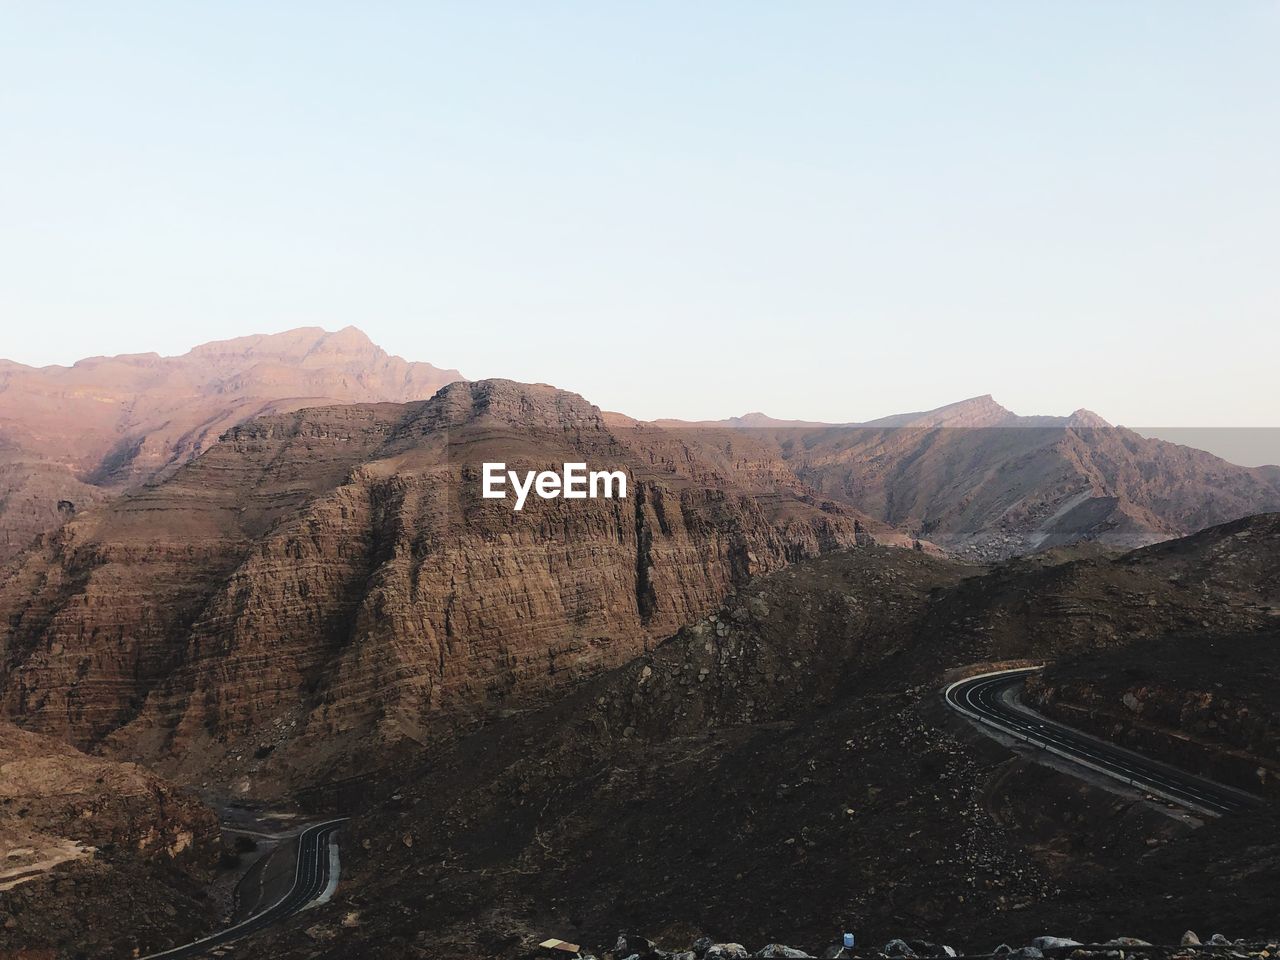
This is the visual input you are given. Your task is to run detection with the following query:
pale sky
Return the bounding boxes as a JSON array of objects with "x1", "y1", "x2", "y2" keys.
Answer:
[{"x1": 2, "y1": 2, "x2": 1278, "y2": 430}]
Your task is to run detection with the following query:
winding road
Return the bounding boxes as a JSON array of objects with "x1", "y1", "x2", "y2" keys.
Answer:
[
  {"x1": 945, "y1": 667, "x2": 1263, "y2": 817},
  {"x1": 140, "y1": 818, "x2": 347, "y2": 959}
]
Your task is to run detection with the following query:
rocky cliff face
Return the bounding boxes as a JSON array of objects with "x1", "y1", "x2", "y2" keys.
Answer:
[
  {"x1": 0, "y1": 455, "x2": 110, "y2": 565},
  {"x1": 0, "y1": 326, "x2": 463, "y2": 563},
  {"x1": 0, "y1": 721, "x2": 222, "y2": 958},
  {"x1": 660, "y1": 398, "x2": 1280, "y2": 559},
  {"x1": 0, "y1": 380, "x2": 874, "y2": 788}
]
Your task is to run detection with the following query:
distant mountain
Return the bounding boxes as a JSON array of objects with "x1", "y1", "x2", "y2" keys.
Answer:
[
  {"x1": 4, "y1": 329, "x2": 1277, "y2": 571},
  {"x1": 0, "y1": 326, "x2": 463, "y2": 562},
  {"x1": 655, "y1": 396, "x2": 1280, "y2": 557},
  {"x1": 654, "y1": 411, "x2": 836, "y2": 429}
]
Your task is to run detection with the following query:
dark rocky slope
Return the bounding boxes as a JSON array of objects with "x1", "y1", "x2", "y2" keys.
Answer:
[
  {"x1": 255, "y1": 516, "x2": 1280, "y2": 959},
  {"x1": 0, "y1": 721, "x2": 223, "y2": 959}
]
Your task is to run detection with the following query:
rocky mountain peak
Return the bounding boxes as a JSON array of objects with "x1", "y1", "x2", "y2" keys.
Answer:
[
  {"x1": 421, "y1": 378, "x2": 607, "y2": 432},
  {"x1": 184, "y1": 325, "x2": 396, "y2": 369},
  {"x1": 0, "y1": 327, "x2": 466, "y2": 562},
  {"x1": 894, "y1": 394, "x2": 1017, "y2": 429},
  {"x1": 1066, "y1": 408, "x2": 1112, "y2": 429},
  {"x1": 729, "y1": 412, "x2": 784, "y2": 427}
]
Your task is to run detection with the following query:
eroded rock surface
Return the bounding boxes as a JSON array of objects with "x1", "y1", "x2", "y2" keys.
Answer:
[
  {"x1": 0, "y1": 720, "x2": 222, "y2": 958},
  {"x1": 0, "y1": 380, "x2": 876, "y2": 788}
]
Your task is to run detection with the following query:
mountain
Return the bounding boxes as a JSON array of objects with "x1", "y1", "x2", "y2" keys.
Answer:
[
  {"x1": 0, "y1": 379, "x2": 882, "y2": 789},
  {"x1": 251, "y1": 515, "x2": 1280, "y2": 958},
  {"x1": 657, "y1": 396, "x2": 1280, "y2": 558},
  {"x1": 5, "y1": 327, "x2": 1276, "y2": 570},
  {"x1": 0, "y1": 326, "x2": 463, "y2": 563}
]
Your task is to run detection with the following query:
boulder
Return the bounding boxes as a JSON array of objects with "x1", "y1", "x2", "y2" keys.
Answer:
[{"x1": 908, "y1": 941, "x2": 958, "y2": 957}]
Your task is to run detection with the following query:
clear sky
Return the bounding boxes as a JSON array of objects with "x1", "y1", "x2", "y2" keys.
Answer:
[{"x1": 2, "y1": 2, "x2": 1278, "y2": 430}]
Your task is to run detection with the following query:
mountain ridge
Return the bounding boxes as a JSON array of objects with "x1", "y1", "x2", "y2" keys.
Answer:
[
  {"x1": 4, "y1": 323, "x2": 1279, "y2": 569},
  {"x1": 0, "y1": 378, "x2": 883, "y2": 789},
  {"x1": 0, "y1": 326, "x2": 465, "y2": 562},
  {"x1": 656, "y1": 394, "x2": 1115, "y2": 432},
  {"x1": 649, "y1": 398, "x2": 1280, "y2": 558}
]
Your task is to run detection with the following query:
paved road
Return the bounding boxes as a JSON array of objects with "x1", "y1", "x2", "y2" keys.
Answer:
[
  {"x1": 140, "y1": 818, "x2": 347, "y2": 959},
  {"x1": 945, "y1": 667, "x2": 1263, "y2": 817}
]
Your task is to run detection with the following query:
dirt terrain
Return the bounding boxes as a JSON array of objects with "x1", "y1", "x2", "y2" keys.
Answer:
[{"x1": 0, "y1": 721, "x2": 224, "y2": 959}]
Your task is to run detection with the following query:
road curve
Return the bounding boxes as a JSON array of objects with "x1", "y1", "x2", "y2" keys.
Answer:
[
  {"x1": 140, "y1": 817, "x2": 348, "y2": 959},
  {"x1": 945, "y1": 667, "x2": 1263, "y2": 817}
]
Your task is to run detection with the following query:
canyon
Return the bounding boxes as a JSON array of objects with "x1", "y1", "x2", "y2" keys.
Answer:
[{"x1": 2, "y1": 328, "x2": 1279, "y2": 959}]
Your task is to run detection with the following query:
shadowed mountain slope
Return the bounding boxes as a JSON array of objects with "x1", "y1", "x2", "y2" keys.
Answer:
[{"x1": 260, "y1": 515, "x2": 1280, "y2": 959}]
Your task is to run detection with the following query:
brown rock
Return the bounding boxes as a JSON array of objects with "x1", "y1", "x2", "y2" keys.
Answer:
[
  {"x1": 0, "y1": 380, "x2": 872, "y2": 787},
  {"x1": 0, "y1": 326, "x2": 463, "y2": 562}
]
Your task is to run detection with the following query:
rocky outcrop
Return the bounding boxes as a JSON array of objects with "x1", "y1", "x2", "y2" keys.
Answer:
[
  {"x1": 1025, "y1": 622, "x2": 1280, "y2": 800},
  {"x1": 0, "y1": 381, "x2": 874, "y2": 787},
  {"x1": 0, "y1": 326, "x2": 463, "y2": 563},
  {"x1": 0, "y1": 721, "x2": 222, "y2": 959},
  {"x1": 0, "y1": 402, "x2": 406, "y2": 748},
  {"x1": 0, "y1": 721, "x2": 219, "y2": 870},
  {"x1": 0, "y1": 456, "x2": 110, "y2": 564}
]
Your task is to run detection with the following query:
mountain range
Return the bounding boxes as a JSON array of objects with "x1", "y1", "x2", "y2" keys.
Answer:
[
  {"x1": 3, "y1": 328, "x2": 1280, "y2": 789},
  {"x1": 659, "y1": 397, "x2": 1280, "y2": 558},
  {"x1": 0, "y1": 326, "x2": 461, "y2": 562},
  {"x1": 0, "y1": 378, "x2": 880, "y2": 790},
  {"x1": 4, "y1": 326, "x2": 1280, "y2": 960},
  {"x1": 4, "y1": 327, "x2": 1278, "y2": 573}
]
